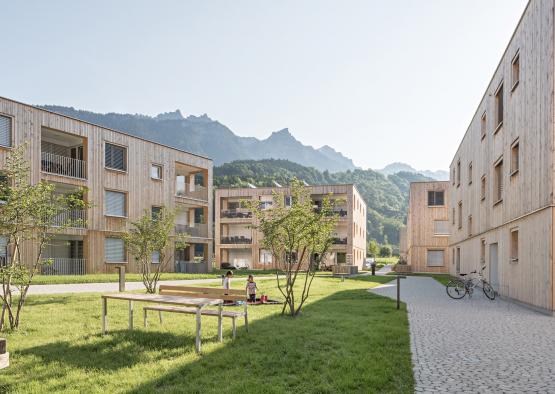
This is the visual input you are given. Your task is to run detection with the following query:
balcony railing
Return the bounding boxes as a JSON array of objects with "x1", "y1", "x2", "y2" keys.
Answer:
[
  {"x1": 41, "y1": 152, "x2": 86, "y2": 179},
  {"x1": 314, "y1": 208, "x2": 348, "y2": 217},
  {"x1": 41, "y1": 258, "x2": 86, "y2": 275},
  {"x1": 51, "y1": 210, "x2": 87, "y2": 228},
  {"x1": 175, "y1": 223, "x2": 208, "y2": 238},
  {"x1": 221, "y1": 209, "x2": 252, "y2": 219},
  {"x1": 176, "y1": 184, "x2": 208, "y2": 201},
  {"x1": 332, "y1": 237, "x2": 348, "y2": 245},
  {"x1": 221, "y1": 236, "x2": 252, "y2": 244}
]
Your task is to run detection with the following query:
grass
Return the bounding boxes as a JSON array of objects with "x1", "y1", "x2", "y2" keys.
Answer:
[
  {"x1": 374, "y1": 257, "x2": 398, "y2": 265},
  {"x1": 31, "y1": 269, "x2": 278, "y2": 285},
  {"x1": 387, "y1": 272, "x2": 453, "y2": 286},
  {"x1": 0, "y1": 275, "x2": 413, "y2": 393}
]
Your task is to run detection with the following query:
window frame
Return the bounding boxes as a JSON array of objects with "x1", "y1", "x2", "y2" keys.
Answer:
[
  {"x1": 468, "y1": 162, "x2": 473, "y2": 185},
  {"x1": 510, "y1": 227, "x2": 519, "y2": 263},
  {"x1": 104, "y1": 237, "x2": 127, "y2": 264},
  {"x1": 456, "y1": 160, "x2": 461, "y2": 187},
  {"x1": 468, "y1": 215, "x2": 473, "y2": 237},
  {"x1": 511, "y1": 51, "x2": 520, "y2": 92},
  {"x1": 427, "y1": 190, "x2": 445, "y2": 207},
  {"x1": 426, "y1": 249, "x2": 445, "y2": 267},
  {"x1": 480, "y1": 174, "x2": 486, "y2": 201},
  {"x1": 493, "y1": 156, "x2": 504, "y2": 205},
  {"x1": 0, "y1": 113, "x2": 14, "y2": 149},
  {"x1": 494, "y1": 81, "x2": 504, "y2": 134},
  {"x1": 104, "y1": 142, "x2": 128, "y2": 172},
  {"x1": 104, "y1": 189, "x2": 128, "y2": 218},
  {"x1": 433, "y1": 220, "x2": 450, "y2": 236},
  {"x1": 150, "y1": 163, "x2": 163, "y2": 180},
  {"x1": 480, "y1": 111, "x2": 487, "y2": 141},
  {"x1": 510, "y1": 138, "x2": 520, "y2": 176},
  {"x1": 457, "y1": 201, "x2": 462, "y2": 230}
]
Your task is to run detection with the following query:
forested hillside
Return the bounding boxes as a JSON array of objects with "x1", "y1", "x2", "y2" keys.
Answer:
[{"x1": 215, "y1": 159, "x2": 432, "y2": 245}]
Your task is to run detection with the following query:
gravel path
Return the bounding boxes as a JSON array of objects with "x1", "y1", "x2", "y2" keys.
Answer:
[{"x1": 370, "y1": 276, "x2": 555, "y2": 393}]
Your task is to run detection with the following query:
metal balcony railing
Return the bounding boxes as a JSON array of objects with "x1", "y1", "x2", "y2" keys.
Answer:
[
  {"x1": 175, "y1": 223, "x2": 208, "y2": 238},
  {"x1": 41, "y1": 152, "x2": 86, "y2": 179},
  {"x1": 175, "y1": 183, "x2": 208, "y2": 201},
  {"x1": 51, "y1": 210, "x2": 87, "y2": 228},
  {"x1": 220, "y1": 236, "x2": 252, "y2": 244},
  {"x1": 41, "y1": 258, "x2": 86, "y2": 275},
  {"x1": 332, "y1": 237, "x2": 348, "y2": 245},
  {"x1": 221, "y1": 209, "x2": 252, "y2": 219},
  {"x1": 314, "y1": 208, "x2": 348, "y2": 218}
]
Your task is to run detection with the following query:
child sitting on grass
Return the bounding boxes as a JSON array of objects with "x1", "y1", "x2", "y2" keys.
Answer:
[{"x1": 246, "y1": 275, "x2": 258, "y2": 303}]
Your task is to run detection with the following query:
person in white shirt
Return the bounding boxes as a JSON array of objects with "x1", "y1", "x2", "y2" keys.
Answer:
[{"x1": 223, "y1": 270, "x2": 233, "y2": 291}]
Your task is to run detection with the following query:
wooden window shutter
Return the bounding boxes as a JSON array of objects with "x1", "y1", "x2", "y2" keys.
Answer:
[
  {"x1": 0, "y1": 116, "x2": 12, "y2": 147},
  {"x1": 105, "y1": 238, "x2": 125, "y2": 263},
  {"x1": 105, "y1": 191, "x2": 126, "y2": 216}
]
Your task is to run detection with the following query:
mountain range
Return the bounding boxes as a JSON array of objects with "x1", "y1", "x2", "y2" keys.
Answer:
[{"x1": 377, "y1": 162, "x2": 449, "y2": 181}]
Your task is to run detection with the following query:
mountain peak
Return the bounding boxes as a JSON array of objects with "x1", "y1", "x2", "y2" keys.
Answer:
[
  {"x1": 185, "y1": 113, "x2": 213, "y2": 123},
  {"x1": 154, "y1": 109, "x2": 184, "y2": 121},
  {"x1": 267, "y1": 128, "x2": 296, "y2": 141},
  {"x1": 377, "y1": 162, "x2": 448, "y2": 181}
]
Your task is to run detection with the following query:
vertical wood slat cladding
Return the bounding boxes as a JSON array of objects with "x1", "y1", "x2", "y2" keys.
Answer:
[
  {"x1": 0, "y1": 97, "x2": 213, "y2": 274},
  {"x1": 448, "y1": 0, "x2": 555, "y2": 310},
  {"x1": 405, "y1": 182, "x2": 450, "y2": 273},
  {"x1": 215, "y1": 184, "x2": 367, "y2": 269}
]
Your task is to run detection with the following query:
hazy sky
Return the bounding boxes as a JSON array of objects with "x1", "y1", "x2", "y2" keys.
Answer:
[{"x1": 1, "y1": 0, "x2": 527, "y2": 171}]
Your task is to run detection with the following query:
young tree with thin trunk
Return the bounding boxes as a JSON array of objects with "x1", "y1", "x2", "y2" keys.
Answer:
[
  {"x1": 248, "y1": 179, "x2": 338, "y2": 317},
  {"x1": 0, "y1": 145, "x2": 90, "y2": 331},
  {"x1": 123, "y1": 207, "x2": 188, "y2": 293}
]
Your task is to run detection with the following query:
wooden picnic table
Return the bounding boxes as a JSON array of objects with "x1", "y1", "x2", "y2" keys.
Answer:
[{"x1": 100, "y1": 293, "x2": 223, "y2": 353}]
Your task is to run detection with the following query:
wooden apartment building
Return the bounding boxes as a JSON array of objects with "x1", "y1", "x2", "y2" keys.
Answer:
[
  {"x1": 448, "y1": 0, "x2": 555, "y2": 312},
  {"x1": 401, "y1": 181, "x2": 450, "y2": 273},
  {"x1": 215, "y1": 184, "x2": 367, "y2": 270},
  {"x1": 0, "y1": 96, "x2": 213, "y2": 275}
]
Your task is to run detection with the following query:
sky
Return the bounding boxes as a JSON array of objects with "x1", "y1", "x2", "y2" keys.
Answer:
[{"x1": 0, "y1": 0, "x2": 528, "y2": 171}]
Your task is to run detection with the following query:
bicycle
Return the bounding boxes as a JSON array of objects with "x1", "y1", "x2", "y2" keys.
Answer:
[{"x1": 446, "y1": 265, "x2": 496, "y2": 300}]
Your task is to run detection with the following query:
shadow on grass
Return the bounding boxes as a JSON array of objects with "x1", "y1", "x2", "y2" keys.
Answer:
[{"x1": 126, "y1": 287, "x2": 413, "y2": 394}]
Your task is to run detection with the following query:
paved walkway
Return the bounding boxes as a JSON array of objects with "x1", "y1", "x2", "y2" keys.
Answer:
[{"x1": 370, "y1": 276, "x2": 555, "y2": 393}]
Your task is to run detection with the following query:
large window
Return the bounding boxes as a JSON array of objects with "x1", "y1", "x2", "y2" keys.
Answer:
[
  {"x1": 150, "y1": 164, "x2": 163, "y2": 180},
  {"x1": 105, "y1": 190, "x2": 126, "y2": 217},
  {"x1": 494, "y1": 82, "x2": 504, "y2": 131},
  {"x1": 510, "y1": 228, "x2": 519, "y2": 262},
  {"x1": 511, "y1": 52, "x2": 520, "y2": 90},
  {"x1": 494, "y1": 158, "x2": 503, "y2": 203},
  {"x1": 105, "y1": 237, "x2": 126, "y2": 263},
  {"x1": 426, "y1": 250, "x2": 444, "y2": 267},
  {"x1": 427, "y1": 191, "x2": 444, "y2": 206},
  {"x1": 511, "y1": 139, "x2": 520, "y2": 175},
  {"x1": 433, "y1": 220, "x2": 450, "y2": 236},
  {"x1": 105, "y1": 143, "x2": 127, "y2": 171},
  {"x1": 0, "y1": 115, "x2": 12, "y2": 148}
]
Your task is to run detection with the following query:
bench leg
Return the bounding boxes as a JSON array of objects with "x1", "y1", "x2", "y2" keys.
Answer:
[
  {"x1": 244, "y1": 302, "x2": 249, "y2": 333},
  {"x1": 143, "y1": 309, "x2": 148, "y2": 328},
  {"x1": 128, "y1": 300, "x2": 134, "y2": 330},
  {"x1": 159, "y1": 310, "x2": 163, "y2": 325},
  {"x1": 218, "y1": 302, "x2": 223, "y2": 342},
  {"x1": 102, "y1": 298, "x2": 107, "y2": 334},
  {"x1": 232, "y1": 317, "x2": 236, "y2": 339},
  {"x1": 195, "y1": 307, "x2": 202, "y2": 354}
]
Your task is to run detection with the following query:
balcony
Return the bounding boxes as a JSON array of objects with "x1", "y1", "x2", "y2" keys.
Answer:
[
  {"x1": 51, "y1": 209, "x2": 87, "y2": 228},
  {"x1": 41, "y1": 258, "x2": 86, "y2": 275},
  {"x1": 41, "y1": 152, "x2": 86, "y2": 179},
  {"x1": 332, "y1": 237, "x2": 348, "y2": 245},
  {"x1": 314, "y1": 207, "x2": 348, "y2": 218},
  {"x1": 175, "y1": 223, "x2": 208, "y2": 238},
  {"x1": 176, "y1": 184, "x2": 208, "y2": 201},
  {"x1": 221, "y1": 209, "x2": 252, "y2": 219},
  {"x1": 221, "y1": 235, "x2": 252, "y2": 244}
]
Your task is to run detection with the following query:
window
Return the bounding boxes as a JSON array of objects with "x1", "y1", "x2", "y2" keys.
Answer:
[
  {"x1": 468, "y1": 162, "x2": 473, "y2": 185},
  {"x1": 284, "y1": 196, "x2": 292, "y2": 207},
  {"x1": 457, "y1": 202, "x2": 462, "y2": 229},
  {"x1": 152, "y1": 206, "x2": 162, "y2": 219},
  {"x1": 105, "y1": 237, "x2": 125, "y2": 263},
  {"x1": 481, "y1": 112, "x2": 487, "y2": 140},
  {"x1": 481, "y1": 175, "x2": 486, "y2": 201},
  {"x1": 494, "y1": 82, "x2": 504, "y2": 132},
  {"x1": 0, "y1": 115, "x2": 12, "y2": 148},
  {"x1": 105, "y1": 190, "x2": 126, "y2": 217},
  {"x1": 150, "y1": 164, "x2": 163, "y2": 180},
  {"x1": 336, "y1": 252, "x2": 346, "y2": 264},
  {"x1": 510, "y1": 228, "x2": 519, "y2": 262},
  {"x1": 452, "y1": 167, "x2": 455, "y2": 186},
  {"x1": 105, "y1": 143, "x2": 127, "y2": 171},
  {"x1": 151, "y1": 251, "x2": 160, "y2": 264},
  {"x1": 511, "y1": 52, "x2": 520, "y2": 91},
  {"x1": 480, "y1": 239, "x2": 486, "y2": 264},
  {"x1": 0, "y1": 174, "x2": 8, "y2": 202},
  {"x1": 452, "y1": 208, "x2": 455, "y2": 225},
  {"x1": 511, "y1": 139, "x2": 519, "y2": 175},
  {"x1": 456, "y1": 160, "x2": 461, "y2": 186},
  {"x1": 494, "y1": 158, "x2": 503, "y2": 204},
  {"x1": 260, "y1": 249, "x2": 273, "y2": 265},
  {"x1": 433, "y1": 220, "x2": 450, "y2": 235},
  {"x1": 0, "y1": 236, "x2": 7, "y2": 266},
  {"x1": 427, "y1": 191, "x2": 444, "y2": 206},
  {"x1": 426, "y1": 250, "x2": 444, "y2": 267},
  {"x1": 468, "y1": 215, "x2": 473, "y2": 237}
]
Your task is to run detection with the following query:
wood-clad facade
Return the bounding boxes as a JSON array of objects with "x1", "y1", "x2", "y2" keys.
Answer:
[
  {"x1": 404, "y1": 181, "x2": 450, "y2": 273},
  {"x1": 0, "y1": 96, "x2": 213, "y2": 274},
  {"x1": 215, "y1": 184, "x2": 367, "y2": 270},
  {"x1": 448, "y1": 0, "x2": 555, "y2": 312}
]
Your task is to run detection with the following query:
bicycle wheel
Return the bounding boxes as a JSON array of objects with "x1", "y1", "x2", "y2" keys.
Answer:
[
  {"x1": 446, "y1": 279, "x2": 467, "y2": 299},
  {"x1": 482, "y1": 281, "x2": 496, "y2": 300}
]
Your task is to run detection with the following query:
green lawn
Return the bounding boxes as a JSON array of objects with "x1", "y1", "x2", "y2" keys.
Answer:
[
  {"x1": 374, "y1": 257, "x2": 398, "y2": 265},
  {"x1": 0, "y1": 276, "x2": 413, "y2": 393},
  {"x1": 31, "y1": 269, "x2": 278, "y2": 285},
  {"x1": 387, "y1": 272, "x2": 453, "y2": 286}
]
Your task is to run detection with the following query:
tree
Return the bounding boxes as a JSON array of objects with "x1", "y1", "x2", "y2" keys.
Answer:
[
  {"x1": 123, "y1": 207, "x2": 188, "y2": 293},
  {"x1": 0, "y1": 145, "x2": 90, "y2": 330},
  {"x1": 367, "y1": 239, "x2": 380, "y2": 257},
  {"x1": 379, "y1": 245, "x2": 392, "y2": 257},
  {"x1": 247, "y1": 179, "x2": 338, "y2": 317}
]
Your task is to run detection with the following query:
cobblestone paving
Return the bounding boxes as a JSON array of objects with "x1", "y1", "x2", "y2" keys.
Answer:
[{"x1": 370, "y1": 276, "x2": 555, "y2": 393}]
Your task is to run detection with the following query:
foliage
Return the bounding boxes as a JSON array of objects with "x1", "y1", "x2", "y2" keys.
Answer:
[
  {"x1": 0, "y1": 144, "x2": 90, "y2": 330},
  {"x1": 123, "y1": 208, "x2": 188, "y2": 293},
  {"x1": 379, "y1": 245, "x2": 393, "y2": 257},
  {"x1": 367, "y1": 239, "x2": 380, "y2": 257},
  {"x1": 246, "y1": 179, "x2": 338, "y2": 316},
  {"x1": 215, "y1": 159, "x2": 433, "y2": 246}
]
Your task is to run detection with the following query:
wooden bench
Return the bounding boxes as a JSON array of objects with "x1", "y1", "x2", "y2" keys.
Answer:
[{"x1": 143, "y1": 285, "x2": 248, "y2": 339}]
